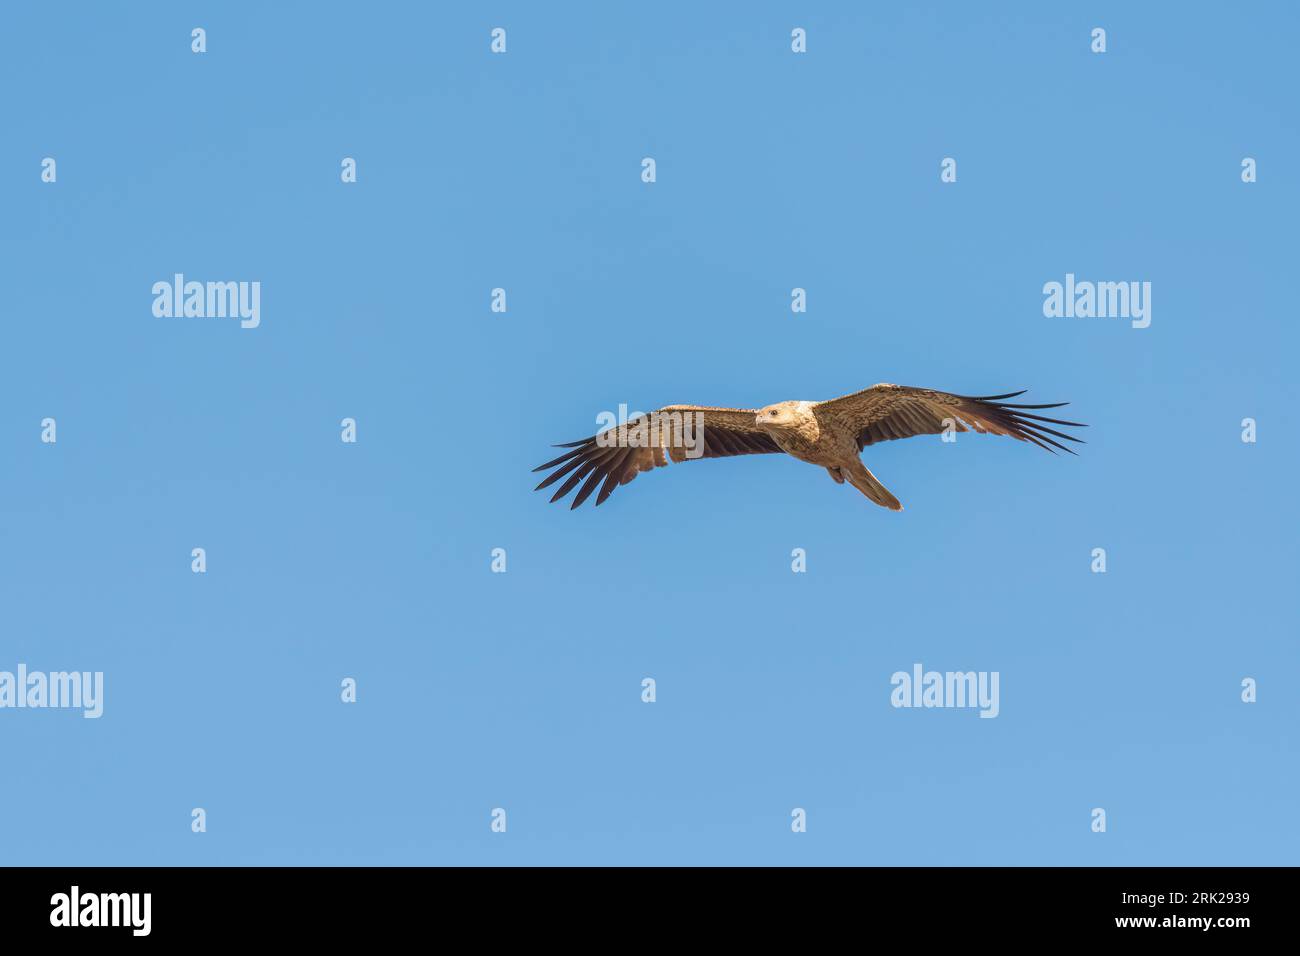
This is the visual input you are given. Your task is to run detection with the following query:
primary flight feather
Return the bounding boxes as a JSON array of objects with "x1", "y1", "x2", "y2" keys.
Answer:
[{"x1": 534, "y1": 383, "x2": 1085, "y2": 511}]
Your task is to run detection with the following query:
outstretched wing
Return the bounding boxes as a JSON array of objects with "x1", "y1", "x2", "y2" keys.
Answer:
[
  {"x1": 534, "y1": 405, "x2": 782, "y2": 509},
  {"x1": 815, "y1": 384, "x2": 1086, "y2": 454}
]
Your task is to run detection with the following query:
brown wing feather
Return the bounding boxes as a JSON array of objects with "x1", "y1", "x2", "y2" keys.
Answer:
[
  {"x1": 533, "y1": 405, "x2": 783, "y2": 509},
  {"x1": 815, "y1": 384, "x2": 1086, "y2": 454}
]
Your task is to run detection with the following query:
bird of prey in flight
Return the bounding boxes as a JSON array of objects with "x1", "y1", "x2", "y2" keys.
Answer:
[{"x1": 534, "y1": 383, "x2": 1085, "y2": 511}]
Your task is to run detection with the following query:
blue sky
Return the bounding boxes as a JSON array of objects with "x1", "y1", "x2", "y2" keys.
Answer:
[{"x1": 2, "y1": 2, "x2": 1296, "y2": 865}]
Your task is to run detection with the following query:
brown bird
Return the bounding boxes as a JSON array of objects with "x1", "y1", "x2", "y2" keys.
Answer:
[{"x1": 534, "y1": 383, "x2": 1085, "y2": 511}]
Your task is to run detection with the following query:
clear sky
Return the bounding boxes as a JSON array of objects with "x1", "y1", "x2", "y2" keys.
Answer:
[{"x1": 2, "y1": 2, "x2": 1296, "y2": 865}]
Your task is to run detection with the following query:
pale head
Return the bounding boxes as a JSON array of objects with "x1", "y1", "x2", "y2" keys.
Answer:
[{"x1": 755, "y1": 401, "x2": 814, "y2": 431}]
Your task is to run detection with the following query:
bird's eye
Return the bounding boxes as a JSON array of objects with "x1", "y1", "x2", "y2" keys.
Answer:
[{"x1": 769, "y1": 410, "x2": 777, "y2": 416}]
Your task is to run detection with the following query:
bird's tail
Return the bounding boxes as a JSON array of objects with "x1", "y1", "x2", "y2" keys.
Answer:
[{"x1": 844, "y1": 462, "x2": 903, "y2": 511}]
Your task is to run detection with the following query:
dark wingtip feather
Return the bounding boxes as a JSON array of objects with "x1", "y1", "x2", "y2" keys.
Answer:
[
  {"x1": 533, "y1": 446, "x2": 585, "y2": 472},
  {"x1": 570, "y1": 469, "x2": 605, "y2": 509},
  {"x1": 971, "y1": 389, "x2": 1027, "y2": 401},
  {"x1": 594, "y1": 451, "x2": 631, "y2": 506},
  {"x1": 535, "y1": 454, "x2": 587, "y2": 491},
  {"x1": 966, "y1": 390, "x2": 1088, "y2": 456},
  {"x1": 1011, "y1": 411, "x2": 1087, "y2": 428},
  {"x1": 547, "y1": 460, "x2": 597, "y2": 502}
]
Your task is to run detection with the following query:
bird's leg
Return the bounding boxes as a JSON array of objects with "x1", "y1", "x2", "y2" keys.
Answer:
[{"x1": 825, "y1": 466, "x2": 845, "y2": 484}]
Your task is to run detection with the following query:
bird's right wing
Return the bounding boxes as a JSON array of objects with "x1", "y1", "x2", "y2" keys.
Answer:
[{"x1": 533, "y1": 405, "x2": 782, "y2": 509}]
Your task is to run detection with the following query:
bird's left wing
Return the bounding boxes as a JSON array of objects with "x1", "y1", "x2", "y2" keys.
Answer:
[
  {"x1": 815, "y1": 384, "x2": 1086, "y2": 454},
  {"x1": 534, "y1": 405, "x2": 782, "y2": 509}
]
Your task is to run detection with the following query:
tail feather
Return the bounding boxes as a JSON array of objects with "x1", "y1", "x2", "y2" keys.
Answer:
[{"x1": 845, "y1": 462, "x2": 903, "y2": 511}]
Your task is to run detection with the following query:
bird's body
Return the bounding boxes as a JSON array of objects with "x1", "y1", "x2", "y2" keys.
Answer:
[
  {"x1": 534, "y1": 383, "x2": 1085, "y2": 511},
  {"x1": 756, "y1": 402, "x2": 828, "y2": 461},
  {"x1": 753, "y1": 399, "x2": 906, "y2": 508}
]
